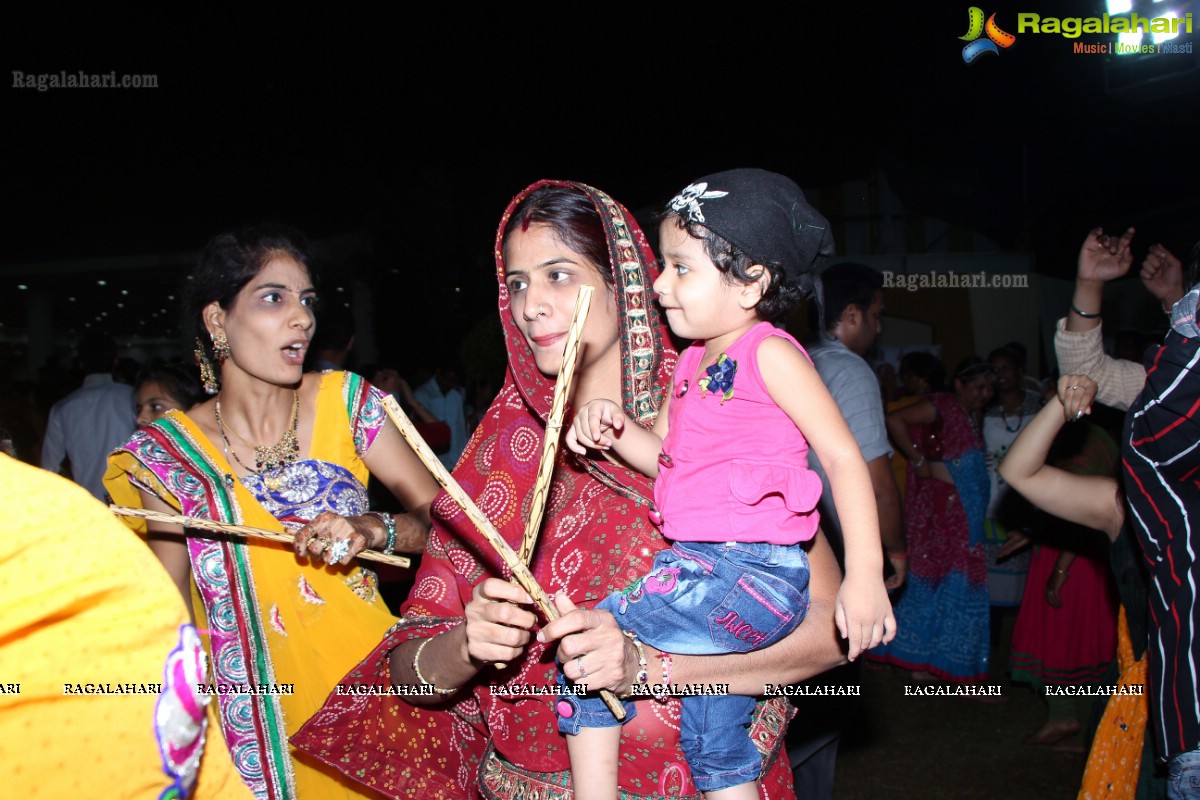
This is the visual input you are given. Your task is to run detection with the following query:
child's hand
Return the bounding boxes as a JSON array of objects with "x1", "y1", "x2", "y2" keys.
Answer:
[
  {"x1": 566, "y1": 399, "x2": 625, "y2": 455},
  {"x1": 834, "y1": 572, "x2": 896, "y2": 661}
]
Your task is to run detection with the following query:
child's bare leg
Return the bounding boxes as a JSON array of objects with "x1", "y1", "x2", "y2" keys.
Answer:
[
  {"x1": 568, "y1": 726, "x2": 622, "y2": 800},
  {"x1": 705, "y1": 781, "x2": 759, "y2": 800}
]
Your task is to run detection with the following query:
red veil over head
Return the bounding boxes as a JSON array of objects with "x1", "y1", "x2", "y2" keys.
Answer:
[{"x1": 492, "y1": 179, "x2": 675, "y2": 501}]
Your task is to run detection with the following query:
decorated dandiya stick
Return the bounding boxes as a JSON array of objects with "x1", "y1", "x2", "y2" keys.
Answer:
[
  {"x1": 109, "y1": 505, "x2": 412, "y2": 568},
  {"x1": 382, "y1": 392, "x2": 627, "y2": 719},
  {"x1": 518, "y1": 285, "x2": 593, "y2": 565},
  {"x1": 503, "y1": 287, "x2": 593, "y2": 674}
]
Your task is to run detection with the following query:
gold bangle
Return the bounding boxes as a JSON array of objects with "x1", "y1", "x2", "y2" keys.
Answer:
[{"x1": 412, "y1": 636, "x2": 460, "y2": 695}]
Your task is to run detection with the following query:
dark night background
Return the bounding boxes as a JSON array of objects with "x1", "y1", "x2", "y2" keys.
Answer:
[
  {"x1": 3, "y1": 3, "x2": 1199, "y2": 368},
  {"x1": 2, "y1": 9, "x2": 1195, "y2": 795}
]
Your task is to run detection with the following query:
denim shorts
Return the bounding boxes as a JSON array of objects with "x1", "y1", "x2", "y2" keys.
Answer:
[
  {"x1": 556, "y1": 540, "x2": 810, "y2": 792},
  {"x1": 1170, "y1": 747, "x2": 1200, "y2": 800}
]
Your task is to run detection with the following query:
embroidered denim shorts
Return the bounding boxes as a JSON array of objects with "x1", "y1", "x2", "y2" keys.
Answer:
[{"x1": 555, "y1": 540, "x2": 810, "y2": 792}]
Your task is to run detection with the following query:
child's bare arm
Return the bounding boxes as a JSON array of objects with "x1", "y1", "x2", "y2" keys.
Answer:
[{"x1": 758, "y1": 337, "x2": 895, "y2": 659}]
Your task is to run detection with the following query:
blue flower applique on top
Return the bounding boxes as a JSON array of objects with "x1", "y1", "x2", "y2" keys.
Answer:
[{"x1": 697, "y1": 354, "x2": 737, "y2": 403}]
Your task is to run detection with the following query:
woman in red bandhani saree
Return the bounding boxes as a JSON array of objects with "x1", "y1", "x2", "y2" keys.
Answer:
[{"x1": 293, "y1": 180, "x2": 846, "y2": 799}]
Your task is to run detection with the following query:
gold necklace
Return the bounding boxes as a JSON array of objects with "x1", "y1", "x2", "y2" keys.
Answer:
[{"x1": 214, "y1": 391, "x2": 300, "y2": 491}]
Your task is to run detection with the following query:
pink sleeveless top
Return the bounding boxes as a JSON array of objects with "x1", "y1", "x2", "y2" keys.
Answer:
[{"x1": 653, "y1": 321, "x2": 822, "y2": 545}]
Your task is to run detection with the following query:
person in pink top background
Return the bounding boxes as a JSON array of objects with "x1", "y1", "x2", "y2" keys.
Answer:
[{"x1": 561, "y1": 168, "x2": 895, "y2": 800}]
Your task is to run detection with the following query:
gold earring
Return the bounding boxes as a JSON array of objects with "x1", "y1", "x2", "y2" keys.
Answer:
[
  {"x1": 195, "y1": 338, "x2": 219, "y2": 395},
  {"x1": 211, "y1": 332, "x2": 231, "y2": 364}
]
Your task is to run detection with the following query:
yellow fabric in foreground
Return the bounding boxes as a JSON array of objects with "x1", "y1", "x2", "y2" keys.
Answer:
[
  {"x1": 1078, "y1": 607, "x2": 1149, "y2": 800},
  {"x1": 0, "y1": 454, "x2": 249, "y2": 799},
  {"x1": 105, "y1": 372, "x2": 399, "y2": 798}
]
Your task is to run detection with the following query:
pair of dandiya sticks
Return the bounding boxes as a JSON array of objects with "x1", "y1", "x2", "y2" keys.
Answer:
[{"x1": 111, "y1": 286, "x2": 625, "y2": 718}]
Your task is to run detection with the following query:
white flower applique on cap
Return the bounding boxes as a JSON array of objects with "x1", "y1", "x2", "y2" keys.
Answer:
[{"x1": 668, "y1": 182, "x2": 728, "y2": 224}]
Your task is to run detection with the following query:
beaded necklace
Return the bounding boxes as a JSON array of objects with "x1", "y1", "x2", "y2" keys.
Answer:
[{"x1": 998, "y1": 391, "x2": 1026, "y2": 433}]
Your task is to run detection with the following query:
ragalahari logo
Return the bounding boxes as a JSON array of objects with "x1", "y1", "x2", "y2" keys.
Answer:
[{"x1": 960, "y1": 8, "x2": 1017, "y2": 62}]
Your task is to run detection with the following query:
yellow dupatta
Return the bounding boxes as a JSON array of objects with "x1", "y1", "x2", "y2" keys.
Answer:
[{"x1": 1078, "y1": 607, "x2": 1150, "y2": 800}]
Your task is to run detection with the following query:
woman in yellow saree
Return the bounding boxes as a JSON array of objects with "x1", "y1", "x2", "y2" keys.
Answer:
[{"x1": 106, "y1": 224, "x2": 438, "y2": 800}]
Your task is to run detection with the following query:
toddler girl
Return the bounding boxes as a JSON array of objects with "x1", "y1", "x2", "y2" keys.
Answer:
[{"x1": 560, "y1": 169, "x2": 895, "y2": 799}]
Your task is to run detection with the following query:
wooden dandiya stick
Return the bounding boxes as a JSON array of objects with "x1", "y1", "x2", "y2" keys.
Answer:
[
  {"x1": 382, "y1": 392, "x2": 626, "y2": 719},
  {"x1": 518, "y1": 285, "x2": 593, "y2": 565},
  {"x1": 109, "y1": 505, "x2": 412, "y2": 568}
]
